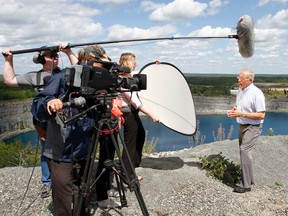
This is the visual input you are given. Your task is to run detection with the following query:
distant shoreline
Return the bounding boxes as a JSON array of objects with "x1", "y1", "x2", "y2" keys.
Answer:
[
  {"x1": 1, "y1": 96, "x2": 287, "y2": 143},
  {"x1": 0, "y1": 128, "x2": 34, "y2": 142},
  {"x1": 2, "y1": 110, "x2": 287, "y2": 143}
]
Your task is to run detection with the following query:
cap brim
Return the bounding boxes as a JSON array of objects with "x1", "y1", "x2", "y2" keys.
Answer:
[{"x1": 100, "y1": 54, "x2": 111, "y2": 62}]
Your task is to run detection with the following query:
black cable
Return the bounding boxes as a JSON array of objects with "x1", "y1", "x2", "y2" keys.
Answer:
[{"x1": 15, "y1": 134, "x2": 41, "y2": 216}]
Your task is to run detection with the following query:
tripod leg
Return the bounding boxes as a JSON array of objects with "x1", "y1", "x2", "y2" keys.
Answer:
[
  {"x1": 75, "y1": 122, "x2": 102, "y2": 216},
  {"x1": 91, "y1": 159, "x2": 128, "y2": 208},
  {"x1": 112, "y1": 166, "x2": 128, "y2": 207},
  {"x1": 107, "y1": 121, "x2": 149, "y2": 216}
]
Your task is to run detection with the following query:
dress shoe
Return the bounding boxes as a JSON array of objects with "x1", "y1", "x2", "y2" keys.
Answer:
[
  {"x1": 234, "y1": 181, "x2": 254, "y2": 187},
  {"x1": 233, "y1": 186, "x2": 251, "y2": 193}
]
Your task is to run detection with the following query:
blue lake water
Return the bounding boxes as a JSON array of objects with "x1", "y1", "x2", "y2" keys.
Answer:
[
  {"x1": 4, "y1": 112, "x2": 288, "y2": 152},
  {"x1": 143, "y1": 112, "x2": 288, "y2": 152}
]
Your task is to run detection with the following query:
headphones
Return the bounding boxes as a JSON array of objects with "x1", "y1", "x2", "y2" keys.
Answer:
[
  {"x1": 33, "y1": 50, "x2": 46, "y2": 64},
  {"x1": 33, "y1": 48, "x2": 59, "y2": 65},
  {"x1": 37, "y1": 52, "x2": 46, "y2": 64}
]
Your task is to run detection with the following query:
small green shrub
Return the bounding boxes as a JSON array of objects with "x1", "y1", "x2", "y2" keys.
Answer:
[
  {"x1": 0, "y1": 130, "x2": 157, "y2": 168},
  {"x1": 142, "y1": 130, "x2": 157, "y2": 154},
  {"x1": 199, "y1": 152, "x2": 241, "y2": 186},
  {"x1": 267, "y1": 128, "x2": 275, "y2": 136},
  {"x1": 275, "y1": 182, "x2": 283, "y2": 186},
  {"x1": 0, "y1": 141, "x2": 40, "y2": 168}
]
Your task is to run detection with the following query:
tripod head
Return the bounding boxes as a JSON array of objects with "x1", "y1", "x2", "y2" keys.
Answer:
[{"x1": 62, "y1": 92, "x2": 120, "y2": 125}]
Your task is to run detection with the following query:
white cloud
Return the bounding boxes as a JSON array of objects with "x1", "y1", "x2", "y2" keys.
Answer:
[
  {"x1": 252, "y1": 10, "x2": 288, "y2": 68},
  {"x1": 258, "y1": 0, "x2": 270, "y2": 6},
  {"x1": 188, "y1": 26, "x2": 233, "y2": 37},
  {"x1": 255, "y1": 28, "x2": 287, "y2": 42},
  {"x1": 0, "y1": 0, "x2": 287, "y2": 75},
  {"x1": 86, "y1": 0, "x2": 131, "y2": 4},
  {"x1": 107, "y1": 24, "x2": 178, "y2": 40},
  {"x1": 206, "y1": 0, "x2": 229, "y2": 15},
  {"x1": 256, "y1": 9, "x2": 288, "y2": 28},
  {"x1": 258, "y1": 0, "x2": 288, "y2": 7},
  {"x1": 258, "y1": 0, "x2": 288, "y2": 6},
  {"x1": 0, "y1": 0, "x2": 103, "y2": 48},
  {"x1": 257, "y1": 52, "x2": 279, "y2": 59},
  {"x1": 147, "y1": 0, "x2": 230, "y2": 22},
  {"x1": 140, "y1": 1, "x2": 166, "y2": 12},
  {"x1": 254, "y1": 28, "x2": 286, "y2": 66},
  {"x1": 148, "y1": 0, "x2": 208, "y2": 22}
]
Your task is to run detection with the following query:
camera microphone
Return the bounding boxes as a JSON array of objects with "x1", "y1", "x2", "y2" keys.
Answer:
[{"x1": 63, "y1": 96, "x2": 86, "y2": 108}]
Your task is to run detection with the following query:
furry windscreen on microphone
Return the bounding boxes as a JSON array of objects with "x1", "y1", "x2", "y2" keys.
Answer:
[{"x1": 237, "y1": 15, "x2": 254, "y2": 58}]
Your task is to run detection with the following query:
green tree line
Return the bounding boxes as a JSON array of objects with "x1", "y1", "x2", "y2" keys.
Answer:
[
  {"x1": 185, "y1": 74, "x2": 288, "y2": 97},
  {"x1": 0, "y1": 76, "x2": 35, "y2": 101},
  {"x1": 1, "y1": 74, "x2": 288, "y2": 100}
]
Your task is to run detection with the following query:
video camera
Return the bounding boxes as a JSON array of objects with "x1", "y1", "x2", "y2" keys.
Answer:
[
  {"x1": 64, "y1": 60, "x2": 147, "y2": 95},
  {"x1": 62, "y1": 60, "x2": 147, "y2": 124}
]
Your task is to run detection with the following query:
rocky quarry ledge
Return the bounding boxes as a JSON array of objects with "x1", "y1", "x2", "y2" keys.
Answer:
[
  {"x1": 0, "y1": 97, "x2": 288, "y2": 215},
  {"x1": 0, "y1": 136, "x2": 288, "y2": 215}
]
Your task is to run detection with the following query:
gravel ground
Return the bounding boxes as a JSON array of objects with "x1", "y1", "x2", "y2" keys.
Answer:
[{"x1": 1, "y1": 135, "x2": 288, "y2": 216}]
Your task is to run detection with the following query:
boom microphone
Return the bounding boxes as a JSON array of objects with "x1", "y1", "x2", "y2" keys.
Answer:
[
  {"x1": 63, "y1": 96, "x2": 86, "y2": 108},
  {"x1": 9, "y1": 14, "x2": 255, "y2": 59},
  {"x1": 236, "y1": 15, "x2": 254, "y2": 58}
]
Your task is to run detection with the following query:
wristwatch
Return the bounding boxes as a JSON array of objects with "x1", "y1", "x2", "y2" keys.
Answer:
[{"x1": 242, "y1": 112, "x2": 246, "y2": 117}]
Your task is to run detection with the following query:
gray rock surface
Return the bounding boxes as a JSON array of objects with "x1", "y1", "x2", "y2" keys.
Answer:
[{"x1": 1, "y1": 136, "x2": 288, "y2": 216}]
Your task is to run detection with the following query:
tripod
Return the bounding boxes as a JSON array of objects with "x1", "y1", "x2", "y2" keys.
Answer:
[{"x1": 74, "y1": 103, "x2": 149, "y2": 216}]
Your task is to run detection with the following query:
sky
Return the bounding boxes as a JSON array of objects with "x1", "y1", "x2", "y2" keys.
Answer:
[{"x1": 0, "y1": 0, "x2": 287, "y2": 75}]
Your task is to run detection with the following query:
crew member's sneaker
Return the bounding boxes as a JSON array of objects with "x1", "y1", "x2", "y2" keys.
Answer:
[
  {"x1": 41, "y1": 184, "x2": 51, "y2": 198},
  {"x1": 97, "y1": 199, "x2": 121, "y2": 209},
  {"x1": 107, "y1": 188, "x2": 120, "y2": 198}
]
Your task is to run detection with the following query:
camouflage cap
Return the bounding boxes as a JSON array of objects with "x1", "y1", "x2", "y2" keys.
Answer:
[{"x1": 83, "y1": 45, "x2": 111, "y2": 62}]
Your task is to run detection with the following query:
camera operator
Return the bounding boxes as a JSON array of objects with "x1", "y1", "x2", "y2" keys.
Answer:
[
  {"x1": 1, "y1": 42, "x2": 78, "y2": 198},
  {"x1": 31, "y1": 44, "x2": 122, "y2": 215},
  {"x1": 118, "y1": 52, "x2": 160, "y2": 182},
  {"x1": 77, "y1": 45, "x2": 123, "y2": 209}
]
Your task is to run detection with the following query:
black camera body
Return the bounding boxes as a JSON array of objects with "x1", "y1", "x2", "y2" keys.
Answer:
[{"x1": 64, "y1": 62, "x2": 146, "y2": 95}]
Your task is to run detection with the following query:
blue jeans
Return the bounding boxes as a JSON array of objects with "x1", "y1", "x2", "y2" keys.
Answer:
[{"x1": 41, "y1": 140, "x2": 51, "y2": 185}]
